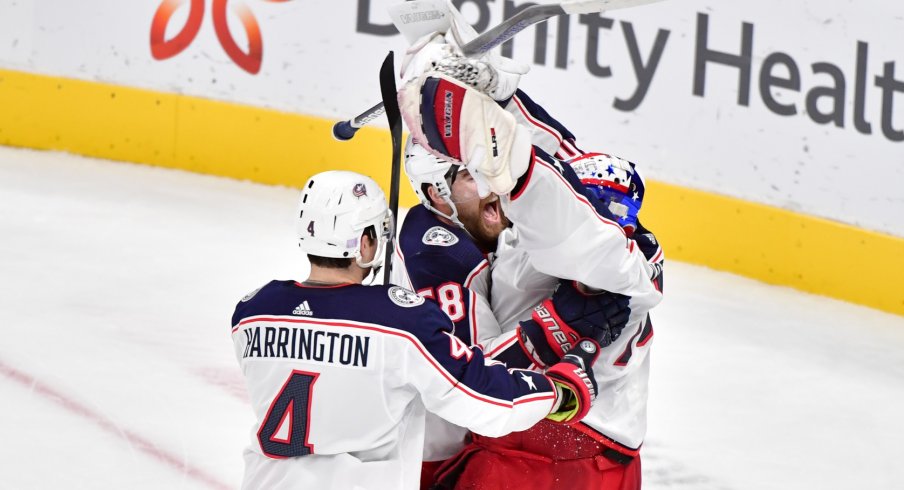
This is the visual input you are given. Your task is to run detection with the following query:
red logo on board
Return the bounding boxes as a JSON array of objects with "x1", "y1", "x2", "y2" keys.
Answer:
[{"x1": 150, "y1": 0, "x2": 290, "y2": 74}]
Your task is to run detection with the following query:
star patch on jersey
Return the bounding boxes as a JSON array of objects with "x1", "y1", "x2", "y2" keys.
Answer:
[
  {"x1": 388, "y1": 286, "x2": 425, "y2": 308},
  {"x1": 422, "y1": 226, "x2": 459, "y2": 247}
]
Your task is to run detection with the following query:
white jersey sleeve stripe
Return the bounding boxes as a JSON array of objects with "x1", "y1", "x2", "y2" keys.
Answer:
[
  {"x1": 512, "y1": 95, "x2": 564, "y2": 146},
  {"x1": 650, "y1": 248, "x2": 663, "y2": 263},
  {"x1": 483, "y1": 331, "x2": 519, "y2": 358},
  {"x1": 468, "y1": 289, "x2": 479, "y2": 348},
  {"x1": 463, "y1": 260, "x2": 489, "y2": 289}
]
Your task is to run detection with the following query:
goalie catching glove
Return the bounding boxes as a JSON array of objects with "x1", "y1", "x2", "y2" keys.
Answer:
[
  {"x1": 398, "y1": 70, "x2": 532, "y2": 196},
  {"x1": 545, "y1": 339, "x2": 601, "y2": 424},
  {"x1": 520, "y1": 280, "x2": 631, "y2": 367}
]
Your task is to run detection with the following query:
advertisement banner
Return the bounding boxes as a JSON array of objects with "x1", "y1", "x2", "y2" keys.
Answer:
[{"x1": 0, "y1": 0, "x2": 902, "y2": 236}]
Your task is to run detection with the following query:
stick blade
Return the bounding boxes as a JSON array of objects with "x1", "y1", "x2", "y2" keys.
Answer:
[{"x1": 561, "y1": 0, "x2": 665, "y2": 14}]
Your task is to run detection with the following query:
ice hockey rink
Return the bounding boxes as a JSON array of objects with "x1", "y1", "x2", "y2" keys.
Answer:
[{"x1": 1, "y1": 145, "x2": 903, "y2": 490}]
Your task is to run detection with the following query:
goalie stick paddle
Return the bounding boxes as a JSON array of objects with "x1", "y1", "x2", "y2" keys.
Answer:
[
  {"x1": 379, "y1": 51, "x2": 403, "y2": 285},
  {"x1": 331, "y1": 0, "x2": 664, "y2": 141}
]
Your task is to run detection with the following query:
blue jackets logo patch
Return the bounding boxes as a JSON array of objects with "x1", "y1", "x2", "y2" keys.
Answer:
[
  {"x1": 388, "y1": 286, "x2": 425, "y2": 308},
  {"x1": 422, "y1": 226, "x2": 459, "y2": 247}
]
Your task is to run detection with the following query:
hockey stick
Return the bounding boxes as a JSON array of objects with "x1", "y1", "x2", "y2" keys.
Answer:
[
  {"x1": 378, "y1": 51, "x2": 403, "y2": 285},
  {"x1": 332, "y1": 0, "x2": 664, "y2": 141}
]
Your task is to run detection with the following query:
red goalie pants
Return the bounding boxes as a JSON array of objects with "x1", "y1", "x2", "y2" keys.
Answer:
[{"x1": 432, "y1": 420, "x2": 640, "y2": 490}]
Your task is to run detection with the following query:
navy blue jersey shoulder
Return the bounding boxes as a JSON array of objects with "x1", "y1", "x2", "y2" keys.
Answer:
[
  {"x1": 399, "y1": 205, "x2": 487, "y2": 289},
  {"x1": 513, "y1": 89, "x2": 576, "y2": 142},
  {"x1": 232, "y1": 280, "x2": 453, "y2": 338}
]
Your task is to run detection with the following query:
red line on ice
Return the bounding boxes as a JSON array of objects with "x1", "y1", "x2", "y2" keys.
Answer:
[{"x1": 0, "y1": 360, "x2": 232, "y2": 490}]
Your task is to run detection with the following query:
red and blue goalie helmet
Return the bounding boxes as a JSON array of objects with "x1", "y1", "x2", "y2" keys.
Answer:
[{"x1": 567, "y1": 153, "x2": 645, "y2": 236}]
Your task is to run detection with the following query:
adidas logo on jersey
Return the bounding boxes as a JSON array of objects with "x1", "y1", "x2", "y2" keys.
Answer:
[{"x1": 292, "y1": 300, "x2": 313, "y2": 316}]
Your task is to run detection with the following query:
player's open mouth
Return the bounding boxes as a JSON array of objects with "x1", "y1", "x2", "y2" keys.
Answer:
[{"x1": 482, "y1": 197, "x2": 500, "y2": 224}]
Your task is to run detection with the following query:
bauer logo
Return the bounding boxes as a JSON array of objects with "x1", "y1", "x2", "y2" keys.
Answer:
[{"x1": 150, "y1": 0, "x2": 292, "y2": 74}]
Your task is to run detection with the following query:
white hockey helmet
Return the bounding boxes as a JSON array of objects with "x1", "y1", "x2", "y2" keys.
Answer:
[
  {"x1": 404, "y1": 135, "x2": 464, "y2": 228},
  {"x1": 297, "y1": 170, "x2": 393, "y2": 269}
]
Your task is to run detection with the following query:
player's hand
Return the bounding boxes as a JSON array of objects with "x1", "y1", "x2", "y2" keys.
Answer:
[
  {"x1": 443, "y1": 7, "x2": 528, "y2": 102},
  {"x1": 518, "y1": 280, "x2": 631, "y2": 366},
  {"x1": 546, "y1": 340, "x2": 600, "y2": 424},
  {"x1": 399, "y1": 32, "x2": 455, "y2": 86},
  {"x1": 398, "y1": 26, "x2": 524, "y2": 104}
]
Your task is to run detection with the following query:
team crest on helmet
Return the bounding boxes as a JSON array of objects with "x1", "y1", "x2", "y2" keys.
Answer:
[
  {"x1": 422, "y1": 226, "x2": 459, "y2": 247},
  {"x1": 388, "y1": 286, "x2": 424, "y2": 308},
  {"x1": 353, "y1": 183, "x2": 367, "y2": 197}
]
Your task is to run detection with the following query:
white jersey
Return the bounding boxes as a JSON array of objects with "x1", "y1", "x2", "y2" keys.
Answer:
[
  {"x1": 231, "y1": 280, "x2": 560, "y2": 489},
  {"x1": 494, "y1": 149, "x2": 665, "y2": 448}
]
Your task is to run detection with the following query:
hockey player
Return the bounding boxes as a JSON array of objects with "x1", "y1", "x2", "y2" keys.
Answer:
[
  {"x1": 231, "y1": 170, "x2": 603, "y2": 490},
  {"x1": 392, "y1": 31, "x2": 664, "y2": 489},
  {"x1": 397, "y1": 140, "x2": 662, "y2": 490}
]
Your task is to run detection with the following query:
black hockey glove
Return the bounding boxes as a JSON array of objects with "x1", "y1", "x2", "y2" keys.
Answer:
[{"x1": 519, "y1": 280, "x2": 631, "y2": 367}]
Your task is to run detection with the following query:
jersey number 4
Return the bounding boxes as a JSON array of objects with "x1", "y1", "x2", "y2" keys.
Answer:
[{"x1": 258, "y1": 370, "x2": 318, "y2": 458}]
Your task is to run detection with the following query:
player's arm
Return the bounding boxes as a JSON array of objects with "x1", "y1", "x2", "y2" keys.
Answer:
[
  {"x1": 505, "y1": 88, "x2": 585, "y2": 160},
  {"x1": 405, "y1": 250, "x2": 491, "y2": 346},
  {"x1": 502, "y1": 149, "x2": 662, "y2": 323},
  {"x1": 405, "y1": 250, "x2": 542, "y2": 370},
  {"x1": 404, "y1": 250, "x2": 611, "y2": 372},
  {"x1": 407, "y1": 302, "x2": 600, "y2": 434}
]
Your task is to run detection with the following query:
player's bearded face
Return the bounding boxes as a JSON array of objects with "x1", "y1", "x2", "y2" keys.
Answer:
[{"x1": 450, "y1": 170, "x2": 509, "y2": 251}]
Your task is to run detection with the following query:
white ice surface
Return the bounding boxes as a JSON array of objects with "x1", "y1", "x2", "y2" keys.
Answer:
[{"x1": 1, "y1": 146, "x2": 902, "y2": 490}]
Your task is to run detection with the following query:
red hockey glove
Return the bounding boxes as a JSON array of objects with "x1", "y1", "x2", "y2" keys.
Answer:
[{"x1": 546, "y1": 339, "x2": 600, "y2": 424}]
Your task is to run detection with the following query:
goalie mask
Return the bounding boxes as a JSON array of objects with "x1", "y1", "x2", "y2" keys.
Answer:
[
  {"x1": 404, "y1": 135, "x2": 465, "y2": 229},
  {"x1": 297, "y1": 171, "x2": 393, "y2": 269},
  {"x1": 567, "y1": 153, "x2": 645, "y2": 236}
]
